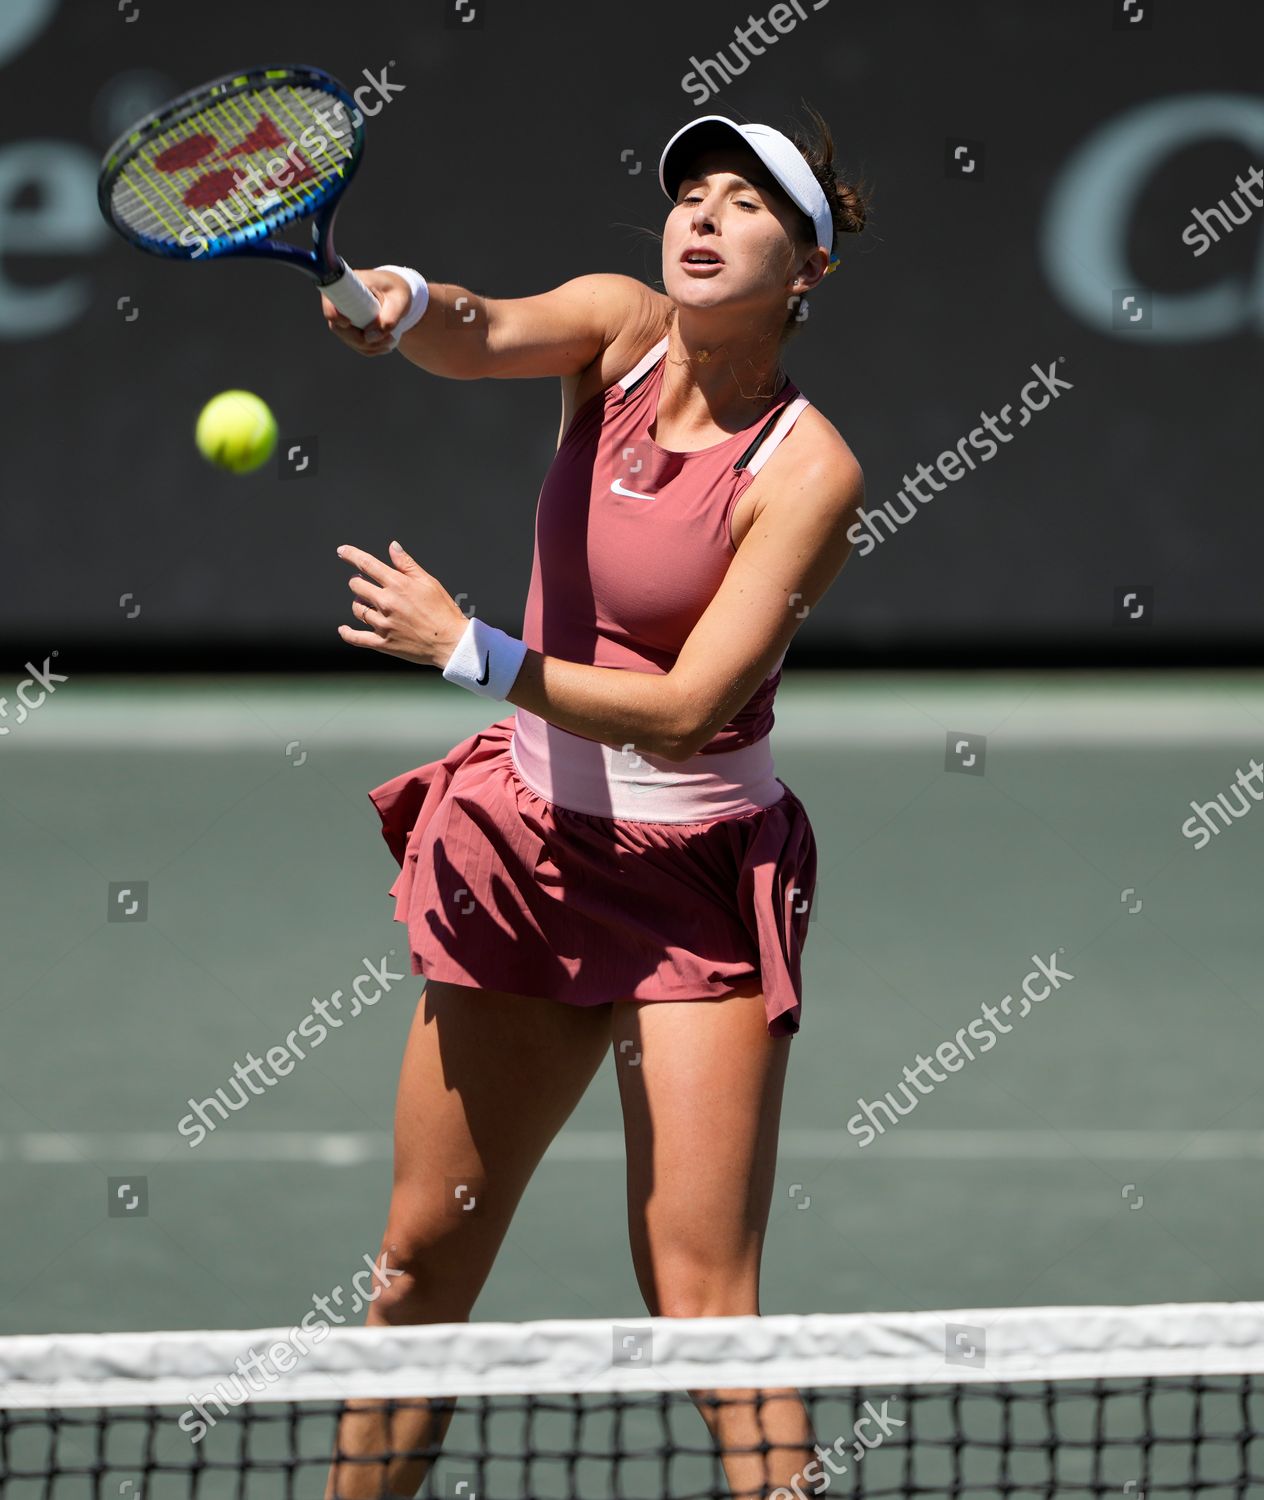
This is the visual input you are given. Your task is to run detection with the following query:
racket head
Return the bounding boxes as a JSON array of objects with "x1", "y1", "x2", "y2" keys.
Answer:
[{"x1": 98, "y1": 64, "x2": 365, "y2": 266}]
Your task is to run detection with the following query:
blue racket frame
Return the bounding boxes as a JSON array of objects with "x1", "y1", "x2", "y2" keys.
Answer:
[{"x1": 98, "y1": 64, "x2": 374, "y2": 301}]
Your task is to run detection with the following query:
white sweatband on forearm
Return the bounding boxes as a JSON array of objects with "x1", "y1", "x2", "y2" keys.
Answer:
[
  {"x1": 441, "y1": 615, "x2": 529, "y2": 701},
  {"x1": 375, "y1": 264, "x2": 430, "y2": 347}
]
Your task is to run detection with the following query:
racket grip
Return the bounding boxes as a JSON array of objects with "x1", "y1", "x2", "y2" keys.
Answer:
[{"x1": 322, "y1": 262, "x2": 382, "y2": 329}]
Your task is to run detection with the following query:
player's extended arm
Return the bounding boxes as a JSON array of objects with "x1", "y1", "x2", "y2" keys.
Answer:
[{"x1": 322, "y1": 270, "x2": 659, "y2": 381}]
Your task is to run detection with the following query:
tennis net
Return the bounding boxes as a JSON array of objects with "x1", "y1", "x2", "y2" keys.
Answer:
[{"x1": 1, "y1": 1301, "x2": 1262, "y2": 1497}]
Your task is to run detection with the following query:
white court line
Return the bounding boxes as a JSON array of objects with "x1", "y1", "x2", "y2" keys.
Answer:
[
  {"x1": 3, "y1": 677, "x2": 1264, "y2": 748},
  {"x1": 4, "y1": 1130, "x2": 1264, "y2": 1165}
]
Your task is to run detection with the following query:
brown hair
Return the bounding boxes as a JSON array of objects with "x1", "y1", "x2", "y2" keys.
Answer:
[{"x1": 782, "y1": 103, "x2": 871, "y2": 342}]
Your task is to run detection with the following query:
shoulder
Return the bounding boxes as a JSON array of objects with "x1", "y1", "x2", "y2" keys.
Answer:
[
  {"x1": 558, "y1": 273, "x2": 672, "y2": 349},
  {"x1": 595, "y1": 275, "x2": 674, "y2": 374},
  {"x1": 566, "y1": 277, "x2": 674, "y2": 409},
  {"x1": 750, "y1": 402, "x2": 865, "y2": 522}
]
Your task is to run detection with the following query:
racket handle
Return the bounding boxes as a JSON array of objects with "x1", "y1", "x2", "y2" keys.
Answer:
[{"x1": 322, "y1": 262, "x2": 382, "y2": 329}]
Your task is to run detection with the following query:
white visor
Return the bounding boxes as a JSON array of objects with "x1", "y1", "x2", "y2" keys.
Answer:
[{"x1": 658, "y1": 115, "x2": 835, "y2": 261}]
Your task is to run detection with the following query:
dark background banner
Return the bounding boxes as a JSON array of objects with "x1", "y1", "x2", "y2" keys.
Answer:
[{"x1": 1, "y1": 0, "x2": 1258, "y2": 668}]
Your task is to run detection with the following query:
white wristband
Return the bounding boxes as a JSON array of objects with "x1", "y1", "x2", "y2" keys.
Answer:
[
  {"x1": 441, "y1": 615, "x2": 529, "y2": 701},
  {"x1": 375, "y1": 264, "x2": 430, "y2": 347}
]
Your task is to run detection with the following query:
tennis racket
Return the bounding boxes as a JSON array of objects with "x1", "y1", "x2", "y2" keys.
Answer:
[{"x1": 97, "y1": 63, "x2": 381, "y2": 327}]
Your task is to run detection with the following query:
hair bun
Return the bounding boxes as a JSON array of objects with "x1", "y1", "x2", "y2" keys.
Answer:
[{"x1": 790, "y1": 104, "x2": 871, "y2": 239}]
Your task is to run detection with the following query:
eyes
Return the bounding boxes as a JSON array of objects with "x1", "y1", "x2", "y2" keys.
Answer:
[{"x1": 680, "y1": 193, "x2": 760, "y2": 211}]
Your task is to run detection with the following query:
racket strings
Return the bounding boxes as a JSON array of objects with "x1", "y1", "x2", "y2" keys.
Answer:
[
  {"x1": 130, "y1": 88, "x2": 346, "y2": 232},
  {"x1": 109, "y1": 84, "x2": 356, "y2": 250}
]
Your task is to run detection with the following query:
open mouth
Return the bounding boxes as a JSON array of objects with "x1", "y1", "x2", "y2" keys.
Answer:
[{"x1": 681, "y1": 251, "x2": 724, "y2": 272}]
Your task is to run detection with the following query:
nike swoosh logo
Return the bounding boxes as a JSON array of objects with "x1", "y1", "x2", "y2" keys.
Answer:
[
  {"x1": 610, "y1": 478, "x2": 656, "y2": 500},
  {"x1": 476, "y1": 652, "x2": 490, "y2": 685}
]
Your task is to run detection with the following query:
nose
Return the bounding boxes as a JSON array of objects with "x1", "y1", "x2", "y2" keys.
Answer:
[{"x1": 689, "y1": 192, "x2": 718, "y2": 235}]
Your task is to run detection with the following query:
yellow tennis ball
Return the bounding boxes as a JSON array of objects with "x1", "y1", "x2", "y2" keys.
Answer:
[{"x1": 195, "y1": 390, "x2": 278, "y2": 474}]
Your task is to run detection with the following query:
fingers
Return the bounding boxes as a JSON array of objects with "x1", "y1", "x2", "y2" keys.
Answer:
[
  {"x1": 323, "y1": 270, "x2": 412, "y2": 354},
  {"x1": 351, "y1": 597, "x2": 386, "y2": 630},
  {"x1": 338, "y1": 623, "x2": 386, "y2": 650},
  {"x1": 335, "y1": 544, "x2": 392, "y2": 585},
  {"x1": 347, "y1": 574, "x2": 387, "y2": 609},
  {"x1": 324, "y1": 312, "x2": 395, "y2": 355}
]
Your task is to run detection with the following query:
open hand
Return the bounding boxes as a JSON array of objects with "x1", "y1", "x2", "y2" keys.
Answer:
[{"x1": 336, "y1": 541, "x2": 470, "y2": 667}]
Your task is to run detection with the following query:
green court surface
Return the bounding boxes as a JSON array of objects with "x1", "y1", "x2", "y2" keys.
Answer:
[{"x1": 1, "y1": 672, "x2": 1262, "y2": 1339}]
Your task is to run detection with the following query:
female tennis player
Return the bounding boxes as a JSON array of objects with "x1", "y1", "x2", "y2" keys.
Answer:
[{"x1": 321, "y1": 108, "x2": 868, "y2": 1500}]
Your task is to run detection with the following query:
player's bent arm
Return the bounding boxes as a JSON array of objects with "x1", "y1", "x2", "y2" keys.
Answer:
[
  {"x1": 661, "y1": 430, "x2": 866, "y2": 762},
  {"x1": 503, "y1": 650, "x2": 684, "y2": 764},
  {"x1": 393, "y1": 272, "x2": 657, "y2": 382},
  {"x1": 500, "y1": 430, "x2": 864, "y2": 763}
]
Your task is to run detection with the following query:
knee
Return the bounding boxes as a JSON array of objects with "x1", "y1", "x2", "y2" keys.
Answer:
[
  {"x1": 366, "y1": 1230, "x2": 480, "y2": 1325},
  {"x1": 640, "y1": 1256, "x2": 760, "y2": 1320},
  {"x1": 654, "y1": 1289, "x2": 760, "y2": 1320}
]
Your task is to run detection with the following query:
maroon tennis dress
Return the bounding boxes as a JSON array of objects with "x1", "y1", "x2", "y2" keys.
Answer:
[{"x1": 367, "y1": 334, "x2": 818, "y2": 1036}]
